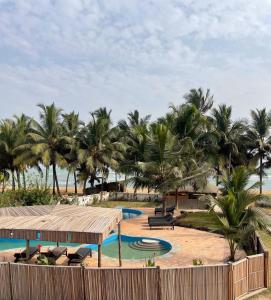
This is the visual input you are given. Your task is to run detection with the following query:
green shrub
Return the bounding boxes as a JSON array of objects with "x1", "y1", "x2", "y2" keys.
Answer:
[
  {"x1": 36, "y1": 254, "x2": 56, "y2": 265},
  {"x1": 0, "y1": 188, "x2": 60, "y2": 207},
  {"x1": 192, "y1": 258, "x2": 204, "y2": 266}
]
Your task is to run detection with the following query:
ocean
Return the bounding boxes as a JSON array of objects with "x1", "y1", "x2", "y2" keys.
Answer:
[{"x1": 25, "y1": 167, "x2": 271, "y2": 190}]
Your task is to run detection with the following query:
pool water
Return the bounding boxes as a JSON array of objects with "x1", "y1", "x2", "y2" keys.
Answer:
[
  {"x1": 0, "y1": 238, "x2": 79, "y2": 251},
  {"x1": 122, "y1": 208, "x2": 142, "y2": 220},
  {"x1": 87, "y1": 234, "x2": 171, "y2": 260}
]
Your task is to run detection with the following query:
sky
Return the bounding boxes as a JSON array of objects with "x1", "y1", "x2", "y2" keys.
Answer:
[{"x1": 1, "y1": 0, "x2": 271, "y2": 123}]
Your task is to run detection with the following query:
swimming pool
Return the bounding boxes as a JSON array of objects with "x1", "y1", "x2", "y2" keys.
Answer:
[
  {"x1": 87, "y1": 234, "x2": 172, "y2": 260},
  {"x1": 0, "y1": 238, "x2": 79, "y2": 251},
  {"x1": 122, "y1": 208, "x2": 142, "y2": 219}
]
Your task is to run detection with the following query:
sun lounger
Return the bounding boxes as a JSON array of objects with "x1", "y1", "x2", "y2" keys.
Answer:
[
  {"x1": 148, "y1": 215, "x2": 175, "y2": 230},
  {"x1": 14, "y1": 246, "x2": 39, "y2": 262},
  {"x1": 41, "y1": 247, "x2": 67, "y2": 261},
  {"x1": 154, "y1": 205, "x2": 175, "y2": 215},
  {"x1": 67, "y1": 248, "x2": 92, "y2": 265}
]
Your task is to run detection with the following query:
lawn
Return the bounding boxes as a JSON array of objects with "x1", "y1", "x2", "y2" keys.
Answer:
[
  {"x1": 246, "y1": 288, "x2": 271, "y2": 299},
  {"x1": 175, "y1": 211, "x2": 220, "y2": 231},
  {"x1": 91, "y1": 200, "x2": 158, "y2": 208}
]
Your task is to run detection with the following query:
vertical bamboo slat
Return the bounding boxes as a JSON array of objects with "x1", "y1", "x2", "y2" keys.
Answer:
[
  {"x1": 160, "y1": 265, "x2": 229, "y2": 300},
  {"x1": 0, "y1": 263, "x2": 11, "y2": 300},
  {"x1": 10, "y1": 263, "x2": 84, "y2": 300},
  {"x1": 247, "y1": 254, "x2": 265, "y2": 291},
  {"x1": 84, "y1": 267, "x2": 158, "y2": 300}
]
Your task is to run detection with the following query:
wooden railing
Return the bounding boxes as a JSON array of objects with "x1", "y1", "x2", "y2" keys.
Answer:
[
  {"x1": 0, "y1": 250, "x2": 268, "y2": 300},
  {"x1": 0, "y1": 235, "x2": 267, "y2": 300}
]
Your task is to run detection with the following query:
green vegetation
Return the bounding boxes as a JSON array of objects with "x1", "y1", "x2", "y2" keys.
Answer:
[
  {"x1": 246, "y1": 288, "x2": 271, "y2": 299},
  {"x1": 176, "y1": 212, "x2": 220, "y2": 231},
  {"x1": 210, "y1": 167, "x2": 269, "y2": 261},
  {"x1": 0, "y1": 87, "x2": 271, "y2": 213},
  {"x1": 0, "y1": 188, "x2": 59, "y2": 207}
]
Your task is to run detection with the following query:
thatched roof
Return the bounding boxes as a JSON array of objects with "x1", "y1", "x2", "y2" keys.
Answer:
[
  {"x1": 178, "y1": 183, "x2": 219, "y2": 195},
  {"x1": 0, "y1": 205, "x2": 122, "y2": 244}
]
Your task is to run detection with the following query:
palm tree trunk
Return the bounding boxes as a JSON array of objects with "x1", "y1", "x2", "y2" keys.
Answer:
[
  {"x1": 260, "y1": 153, "x2": 263, "y2": 195},
  {"x1": 216, "y1": 165, "x2": 220, "y2": 186},
  {"x1": 65, "y1": 169, "x2": 70, "y2": 193},
  {"x1": 228, "y1": 152, "x2": 232, "y2": 175},
  {"x1": 22, "y1": 170, "x2": 26, "y2": 189},
  {"x1": 73, "y1": 171, "x2": 77, "y2": 194},
  {"x1": 229, "y1": 239, "x2": 235, "y2": 261},
  {"x1": 83, "y1": 178, "x2": 87, "y2": 195},
  {"x1": 175, "y1": 189, "x2": 178, "y2": 210},
  {"x1": 2, "y1": 180, "x2": 5, "y2": 193},
  {"x1": 11, "y1": 170, "x2": 15, "y2": 191},
  {"x1": 100, "y1": 176, "x2": 104, "y2": 201},
  {"x1": 52, "y1": 163, "x2": 60, "y2": 195},
  {"x1": 16, "y1": 169, "x2": 21, "y2": 189},
  {"x1": 115, "y1": 172, "x2": 118, "y2": 200},
  {"x1": 45, "y1": 166, "x2": 49, "y2": 189},
  {"x1": 162, "y1": 193, "x2": 166, "y2": 216}
]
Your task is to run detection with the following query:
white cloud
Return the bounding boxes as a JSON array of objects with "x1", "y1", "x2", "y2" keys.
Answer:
[{"x1": 0, "y1": 0, "x2": 271, "y2": 122}]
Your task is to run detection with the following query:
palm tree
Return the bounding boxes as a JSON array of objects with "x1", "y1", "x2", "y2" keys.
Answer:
[
  {"x1": 118, "y1": 110, "x2": 150, "y2": 190},
  {"x1": 62, "y1": 112, "x2": 83, "y2": 193},
  {"x1": 0, "y1": 170, "x2": 9, "y2": 193},
  {"x1": 211, "y1": 105, "x2": 245, "y2": 180},
  {"x1": 184, "y1": 88, "x2": 214, "y2": 113},
  {"x1": 78, "y1": 108, "x2": 124, "y2": 194},
  {"x1": 13, "y1": 114, "x2": 32, "y2": 189},
  {"x1": 210, "y1": 167, "x2": 269, "y2": 261},
  {"x1": 247, "y1": 109, "x2": 271, "y2": 194},
  {"x1": 27, "y1": 103, "x2": 69, "y2": 195},
  {"x1": 132, "y1": 123, "x2": 211, "y2": 215},
  {"x1": 0, "y1": 119, "x2": 27, "y2": 190}
]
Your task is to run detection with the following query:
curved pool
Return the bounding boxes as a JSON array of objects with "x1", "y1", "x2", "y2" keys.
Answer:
[
  {"x1": 0, "y1": 238, "x2": 79, "y2": 251},
  {"x1": 122, "y1": 208, "x2": 142, "y2": 220},
  {"x1": 86, "y1": 234, "x2": 172, "y2": 260}
]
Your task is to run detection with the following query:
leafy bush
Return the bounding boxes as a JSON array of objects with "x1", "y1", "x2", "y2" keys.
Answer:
[
  {"x1": 0, "y1": 188, "x2": 60, "y2": 207},
  {"x1": 192, "y1": 258, "x2": 204, "y2": 266},
  {"x1": 36, "y1": 254, "x2": 56, "y2": 265}
]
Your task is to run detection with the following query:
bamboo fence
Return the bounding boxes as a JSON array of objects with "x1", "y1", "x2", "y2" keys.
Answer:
[{"x1": 0, "y1": 251, "x2": 267, "y2": 300}]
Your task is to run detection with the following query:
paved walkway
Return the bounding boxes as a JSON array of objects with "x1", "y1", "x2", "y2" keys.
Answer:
[
  {"x1": 0, "y1": 208, "x2": 245, "y2": 267},
  {"x1": 84, "y1": 208, "x2": 245, "y2": 267}
]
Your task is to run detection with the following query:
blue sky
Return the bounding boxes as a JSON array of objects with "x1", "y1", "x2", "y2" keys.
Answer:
[{"x1": 1, "y1": 0, "x2": 271, "y2": 123}]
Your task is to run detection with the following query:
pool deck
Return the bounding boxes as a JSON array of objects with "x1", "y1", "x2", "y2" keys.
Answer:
[{"x1": 0, "y1": 208, "x2": 245, "y2": 267}]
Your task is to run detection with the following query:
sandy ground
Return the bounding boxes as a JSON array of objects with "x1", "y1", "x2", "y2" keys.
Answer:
[{"x1": 0, "y1": 208, "x2": 245, "y2": 268}]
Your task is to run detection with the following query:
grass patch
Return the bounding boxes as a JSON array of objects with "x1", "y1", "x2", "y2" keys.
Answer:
[
  {"x1": 91, "y1": 200, "x2": 158, "y2": 208},
  {"x1": 258, "y1": 230, "x2": 271, "y2": 251},
  {"x1": 246, "y1": 288, "x2": 271, "y2": 299},
  {"x1": 175, "y1": 211, "x2": 220, "y2": 232}
]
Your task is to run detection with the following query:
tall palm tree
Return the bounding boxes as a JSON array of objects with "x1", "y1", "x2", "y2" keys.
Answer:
[
  {"x1": 118, "y1": 110, "x2": 150, "y2": 188},
  {"x1": 27, "y1": 103, "x2": 69, "y2": 195},
  {"x1": 132, "y1": 123, "x2": 211, "y2": 215},
  {"x1": 211, "y1": 105, "x2": 245, "y2": 180},
  {"x1": 78, "y1": 108, "x2": 124, "y2": 194},
  {"x1": 0, "y1": 119, "x2": 26, "y2": 190},
  {"x1": 62, "y1": 112, "x2": 83, "y2": 194},
  {"x1": 13, "y1": 114, "x2": 32, "y2": 189},
  {"x1": 247, "y1": 109, "x2": 271, "y2": 194},
  {"x1": 184, "y1": 88, "x2": 214, "y2": 113},
  {"x1": 210, "y1": 167, "x2": 269, "y2": 261}
]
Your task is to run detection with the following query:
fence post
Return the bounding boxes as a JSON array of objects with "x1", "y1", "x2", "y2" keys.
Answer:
[
  {"x1": 157, "y1": 266, "x2": 162, "y2": 300},
  {"x1": 264, "y1": 250, "x2": 269, "y2": 288},
  {"x1": 228, "y1": 263, "x2": 234, "y2": 300},
  {"x1": 81, "y1": 265, "x2": 86, "y2": 300},
  {"x1": 8, "y1": 262, "x2": 13, "y2": 300}
]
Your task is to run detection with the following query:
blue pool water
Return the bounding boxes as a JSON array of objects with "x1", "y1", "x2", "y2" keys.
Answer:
[
  {"x1": 0, "y1": 238, "x2": 79, "y2": 251},
  {"x1": 86, "y1": 234, "x2": 172, "y2": 260},
  {"x1": 122, "y1": 208, "x2": 142, "y2": 219}
]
